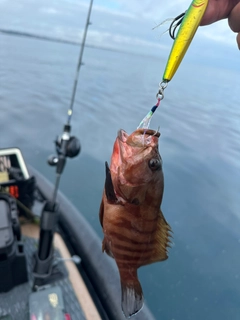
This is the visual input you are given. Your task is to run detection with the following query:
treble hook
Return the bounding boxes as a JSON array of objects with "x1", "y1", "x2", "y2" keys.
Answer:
[{"x1": 169, "y1": 12, "x2": 186, "y2": 40}]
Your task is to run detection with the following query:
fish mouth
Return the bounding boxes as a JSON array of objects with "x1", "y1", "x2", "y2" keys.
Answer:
[
  {"x1": 117, "y1": 129, "x2": 160, "y2": 142},
  {"x1": 136, "y1": 128, "x2": 160, "y2": 138}
]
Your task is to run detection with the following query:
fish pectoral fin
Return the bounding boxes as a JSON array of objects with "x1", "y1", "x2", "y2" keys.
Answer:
[
  {"x1": 105, "y1": 161, "x2": 118, "y2": 203},
  {"x1": 121, "y1": 276, "x2": 143, "y2": 318},
  {"x1": 154, "y1": 209, "x2": 172, "y2": 262}
]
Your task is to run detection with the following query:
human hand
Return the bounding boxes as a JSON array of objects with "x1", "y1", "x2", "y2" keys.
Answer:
[{"x1": 200, "y1": 0, "x2": 240, "y2": 48}]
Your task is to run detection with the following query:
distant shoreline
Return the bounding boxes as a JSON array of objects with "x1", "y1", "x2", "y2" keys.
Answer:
[
  {"x1": 0, "y1": 28, "x2": 80, "y2": 46},
  {"x1": 0, "y1": 28, "x2": 142, "y2": 58}
]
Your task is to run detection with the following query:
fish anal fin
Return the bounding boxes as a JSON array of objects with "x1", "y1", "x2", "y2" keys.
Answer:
[
  {"x1": 105, "y1": 161, "x2": 118, "y2": 203},
  {"x1": 102, "y1": 237, "x2": 114, "y2": 258},
  {"x1": 121, "y1": 277, "x2": 143, "y2": 318}
]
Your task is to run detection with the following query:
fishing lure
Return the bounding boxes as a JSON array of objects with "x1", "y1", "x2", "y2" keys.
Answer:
[
  {"x1": 138, "y1": 0, "x2": 209, "y2": 129},
  {"x1": 137, "y1": 80, "x2": 166, "y2": 129},
  {"x1": 137, "y1": 99, "x2": 161, "y2": 129},
  {"x1": 163, "y1": 0, "x2": 209, "y2": 82}
]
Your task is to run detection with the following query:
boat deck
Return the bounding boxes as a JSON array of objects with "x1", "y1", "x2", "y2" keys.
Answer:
[{"x1": 0, "y1": 224, "x2": 101, "y2": 320}]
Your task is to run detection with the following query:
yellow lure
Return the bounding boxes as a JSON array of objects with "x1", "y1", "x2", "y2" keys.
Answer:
[{"x1": 163, "y1": 0, "x2": 209, "y2": 82}]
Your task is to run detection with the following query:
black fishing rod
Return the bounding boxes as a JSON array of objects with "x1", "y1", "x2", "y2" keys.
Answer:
[
  {"x1": 33, "y1": 0, "x2": 94, "y2": 288},
  {"x1": 50, "y1": 0, "x2": 94, "y2": 204},
  {"x1": 67, "y1": 0, "x2": 94, "y2": 126}
]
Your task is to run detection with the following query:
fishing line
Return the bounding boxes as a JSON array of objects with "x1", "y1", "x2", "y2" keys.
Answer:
[{"x1": 152, "y1": 18, "x2": 175, "y2": 30}]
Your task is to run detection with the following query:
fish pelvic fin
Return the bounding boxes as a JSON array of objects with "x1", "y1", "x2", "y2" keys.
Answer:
[
  {"x1": 104, "y1": 161, "x2": 118, "y2": 203},
  {"x1": 120, "y1": 273, "x2": 144, "y2": 318}
]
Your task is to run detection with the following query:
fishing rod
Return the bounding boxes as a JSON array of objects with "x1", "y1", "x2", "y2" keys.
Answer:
[
  {"x1": 49, "y1": 0, "x2": 94, "y2": 204},
  {"x1": 33, "y1": 0, "x2": 94, "y2": 288},
  {"x1": 67, "y1": 0, "x2": 94, "y2": 126},
  {"x1": 48, "y1": 0, "x2": 93, "y2": 203}
]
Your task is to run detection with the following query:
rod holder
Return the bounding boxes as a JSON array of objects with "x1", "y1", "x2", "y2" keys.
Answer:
[{"x1": 32, "y1": 201, "x2": 60, "y2": 289}]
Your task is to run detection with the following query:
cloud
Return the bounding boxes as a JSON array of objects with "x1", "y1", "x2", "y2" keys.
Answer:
[
  {"x1": 86, "y1": 29, "x2": 168, "y2": 52},
  {"x1": 40, "y1": 7, "x2": 60, "y2": 15},
  {"x1": 93, "y1": 4, "x2": 136, "y2": 19},
  {"x1": 0, "y1": 0, "x2": 237, "y2": 58},
  {"x1": 198, "y1": 19, "x2": 238, "y2": 46}
]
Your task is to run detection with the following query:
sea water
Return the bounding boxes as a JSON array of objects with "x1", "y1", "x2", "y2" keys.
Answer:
[{"x1": 1, "y1": 34, "x2": 240, "y2": 320}]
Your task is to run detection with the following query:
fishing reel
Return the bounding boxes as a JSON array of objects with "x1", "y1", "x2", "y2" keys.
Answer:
[
  {"x1": 33, "y1": 125, "x2": 81, "y2": 289},
  {"x1": 48, "y1": 124, "x2": 81, "y2": 173}
]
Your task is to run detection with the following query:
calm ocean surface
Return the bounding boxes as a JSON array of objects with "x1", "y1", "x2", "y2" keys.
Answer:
[{"x1": 1, "y1": 33, "x2": 240, "y2": 320}]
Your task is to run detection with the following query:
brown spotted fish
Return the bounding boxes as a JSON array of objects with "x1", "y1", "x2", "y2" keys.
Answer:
[{"x1": 99, "y1": 128, "x2": 171, "y2": 318}]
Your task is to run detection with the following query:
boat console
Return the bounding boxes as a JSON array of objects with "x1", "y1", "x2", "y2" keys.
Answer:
[
  {"x1": 0, "y1": 148, "x2": 29, "y2": 292},
  {"x1": 0, "y1": 148, "x2": 68, "y2": 320},
  {"x1": 0, "y1": 192, "x2": 28, "y2": 292}
]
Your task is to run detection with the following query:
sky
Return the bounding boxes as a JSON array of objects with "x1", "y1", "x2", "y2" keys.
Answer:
[{"x1": 0, "y1": 0, "x2": 239, "y2": 63}]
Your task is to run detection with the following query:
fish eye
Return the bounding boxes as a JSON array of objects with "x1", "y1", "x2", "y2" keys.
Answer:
[{"x1": 148, "y1": 158, "x2": 162, "y2": 171}]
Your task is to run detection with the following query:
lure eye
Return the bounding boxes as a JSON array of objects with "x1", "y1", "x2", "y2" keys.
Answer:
[{"x1": 148, "y1": 158, "x2": 162, "y2": 171}]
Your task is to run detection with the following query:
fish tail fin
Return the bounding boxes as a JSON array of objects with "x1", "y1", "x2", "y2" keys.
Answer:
[{"x1": 121, "y1": 277, "x2": 144, "y2": 318}]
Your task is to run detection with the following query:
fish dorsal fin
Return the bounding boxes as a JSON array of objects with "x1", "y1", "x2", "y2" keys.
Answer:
[
  {"x1": 104, "y1": 161, "x2": 118, "y2": 203},
  {"x1": 99, "y1": 198, "x2": 104, "y2": 227}
]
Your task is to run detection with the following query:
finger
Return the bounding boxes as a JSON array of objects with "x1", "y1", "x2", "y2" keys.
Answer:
[
  {"x1": 228, "y1": 2, "x2": 240, "y2": 32},
  {"x1": 201, "y1": 0, "x2": 239, "y2": 26},
  {"x1": 237, "y1": 32, "x2": 240, "y2": 49}
]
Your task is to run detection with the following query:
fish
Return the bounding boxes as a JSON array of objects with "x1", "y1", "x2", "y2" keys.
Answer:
[{"x1": 99, "y1": 128, "x2": 171, "y2": 318}]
